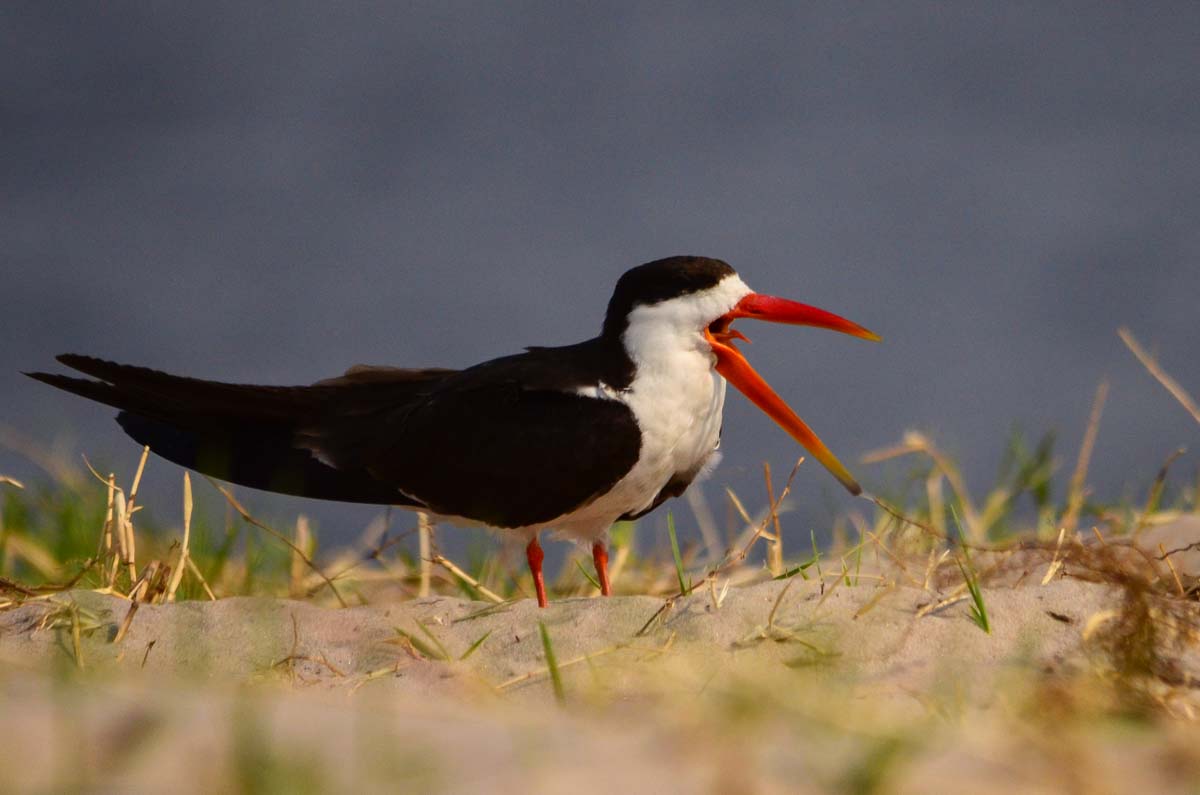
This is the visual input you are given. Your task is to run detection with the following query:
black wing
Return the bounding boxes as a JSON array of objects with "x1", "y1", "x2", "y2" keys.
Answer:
[
  {"x1": 302, "y1": 343, "x2": 643, "y2": 528},
  {"x1": 27, "y1": 345, "x2": 643, "y2": 527}
]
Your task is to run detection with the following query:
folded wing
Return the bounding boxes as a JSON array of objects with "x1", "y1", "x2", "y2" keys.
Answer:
[{"x1": 27, "y1": 349, "x2": 643, "y2": 527}]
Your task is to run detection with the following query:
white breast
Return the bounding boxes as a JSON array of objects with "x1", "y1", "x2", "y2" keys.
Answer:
[
  {"x1": 548, "y1": 273, "x2": 751, "y2": 543},
  {"x1": 623, "y1": 352, "x2": 726, "y2": 495}
]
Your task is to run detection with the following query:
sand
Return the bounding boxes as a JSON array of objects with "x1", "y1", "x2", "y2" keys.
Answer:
[{"x1": 2, "y1": 517, "x2": 1199, "y2": 793}]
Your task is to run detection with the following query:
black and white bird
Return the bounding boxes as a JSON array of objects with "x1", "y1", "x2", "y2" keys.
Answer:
[{"x1": 27, "y1": 256, "x2": 879, "y2": 606}]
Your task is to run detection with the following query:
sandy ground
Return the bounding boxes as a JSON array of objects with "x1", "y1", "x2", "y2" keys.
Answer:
[{"x1": 2, "y1": 518, "x2": 1200, "y2": 793}]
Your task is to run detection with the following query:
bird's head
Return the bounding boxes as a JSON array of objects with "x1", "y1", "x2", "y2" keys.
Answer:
[{"x1": 605, "y1": 256, "x2": 880, "y2": 495}]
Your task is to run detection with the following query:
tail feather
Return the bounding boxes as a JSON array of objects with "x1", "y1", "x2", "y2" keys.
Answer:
[
  {"x1": 25, "y1": 354, "x2": 451, "y2": 506},
  {"x1": 51, "y1": 354, "x2": 327, "y2": 422},
  {"x1": 24, "y1": 371, "x2": 151, "y2": 415}
]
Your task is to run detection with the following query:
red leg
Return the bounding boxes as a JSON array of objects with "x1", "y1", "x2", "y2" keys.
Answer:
[
  {"x1": 592, "y1": 541, "x2": 612, "y2": 597},
  {"x1": 526, "y1": 536, "x2": 548, "y2": 608}
]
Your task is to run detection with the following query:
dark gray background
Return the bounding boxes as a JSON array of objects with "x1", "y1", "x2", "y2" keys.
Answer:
[{"x1": 4, "y1": 3, "x2": 1198, "y2": 554}]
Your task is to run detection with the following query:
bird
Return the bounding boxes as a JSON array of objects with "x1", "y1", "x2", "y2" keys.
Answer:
[{"x1": 27, "y1": 256, "x2": 879, "y2": 607}]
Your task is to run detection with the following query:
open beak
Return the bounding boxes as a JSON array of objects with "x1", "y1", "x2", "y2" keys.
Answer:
[{"x1": 704, "y1": 293, "x2": 880, "y2": 496}]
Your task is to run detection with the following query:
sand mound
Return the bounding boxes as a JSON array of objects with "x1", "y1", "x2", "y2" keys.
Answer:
[
  {"x1": 0, "y1": 576, "x2": 1127, "y2": 696},
  {"x1": 3, "y1": 520, "x2": 1200, "y2": 792}
]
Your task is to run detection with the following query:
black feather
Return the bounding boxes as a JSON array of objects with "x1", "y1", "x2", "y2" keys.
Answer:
[{"x1": 27, "y1": 343, "x2": 643, "y2": 523}]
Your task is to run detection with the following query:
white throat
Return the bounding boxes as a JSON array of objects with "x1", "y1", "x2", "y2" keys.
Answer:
[
  {"x1": 620, "y1": 273, "x2": 752, "y2": 369},
  {"x1": 547, "y1": 274, "x2": 755, "y2": 543}
]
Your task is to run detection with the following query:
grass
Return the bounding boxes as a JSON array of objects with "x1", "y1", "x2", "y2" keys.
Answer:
[
  {"x1": 947, "y1": 504, "x2": 991, "y2": 634},
  {"x1": 666, "y1": 512, "x2": 692, "y2": 595},
  {"x1": 955, "y1": 542, "x2": 991, "y2": 634},
  {"x1": 2, "y1": 421, "x2": 1196, "y2": 652},
  {"x1": 2, "y1": 409, "x2": 1196, "y2": 636},
  {"x1": 1, "y1": 433, "x2": 1197, "y2": 789}
]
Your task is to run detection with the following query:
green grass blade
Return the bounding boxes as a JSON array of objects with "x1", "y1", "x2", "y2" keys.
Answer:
[
  {"x1": 573, "y1": 558, "x2": 601, "y2": 589},
  {"x1": 955, "y1": 556, "x2": 991, "y2": 634},
  {"x1": 667, "y1": 513, "x2": 691, "y2": 595},
  {"x1": 459, "y1": 629, "x2": 493, "y2": 661},
  {"x1": 810, "y1": 528, "x2": 823, "y2": 582},
  {"x1": 414, "y1": 620, "x2": 452, "y2": 660},
  {"x1": 951, "y1": 506, "x2": 991, "y2": 634},
  {"x1": 394, "y1": 626, "x2": 448, "y2": 661},
  {"x1": 538, "y1": 621, "x2": 565, "y2": 704},
  {"x1": 774, "y1": 555, "x2": 818, "y2": 580}
]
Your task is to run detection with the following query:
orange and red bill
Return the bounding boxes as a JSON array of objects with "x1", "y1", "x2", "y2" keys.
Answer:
[{"x1": 705, "y1": 293, "x2": 880, "y2": 496}]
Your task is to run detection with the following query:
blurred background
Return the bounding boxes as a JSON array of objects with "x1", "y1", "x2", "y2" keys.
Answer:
[{"x1": 3, "y1": 3, "x2": 1198, "y2": 556}]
